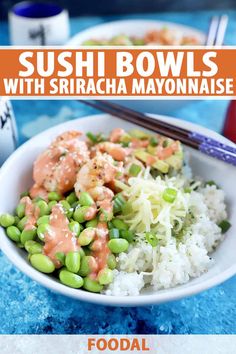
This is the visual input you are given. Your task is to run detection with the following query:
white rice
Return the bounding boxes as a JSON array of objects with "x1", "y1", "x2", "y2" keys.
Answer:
[{"x1": 104, "y1": 182, "x2": 227, "y2": 296}]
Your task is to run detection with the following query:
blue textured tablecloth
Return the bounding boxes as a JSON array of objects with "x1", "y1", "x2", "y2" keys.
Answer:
[{"x1": 0, "y1": 10, "x2": 236, "y2": 334}]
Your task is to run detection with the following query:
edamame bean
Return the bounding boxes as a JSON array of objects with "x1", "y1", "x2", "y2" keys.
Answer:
[
  {"x1": 17, "y1": 216, "x2": 28, "y2": 231},
  {"x1": 60, "y1": 200, "x2": 73, "y2": 218},
  {"x1": 78, "y1": 247, "x2": 85, "y2": 258},
  {"x1": 37, "y1": 215, "x2": 50, "y2": 226},
  {"x1": 108, "y1": 238, "x2": 129, "y2": 253},
  {"x1": 6, "y1": 226, "x2": 21, "y2": 242},
  {"x1": 25, "y1": 240, "x2": 43, "y2": 254},
  {"x1": 37, "y1": 223, "x2": 49, "y2": 241},
  {"x1": 14, "y1": 216, "x2": 20, "y2": 225},
  {"x1": 48, "y1": 191, "x2": 62, "y2": 201},
  {"x1": 79, "y1": 192, "x2": 94, "y2": 207},
  {"x1": 97, "y1": 268, "x2": 113, "y2": 285},
  {"x1": 78, "y1": 255, "x2": 97, "y2": 277},
  {"x1": 0, "y1": 214, "x2": 15, "y2": 227},
  {"x1": 36, "y1": 200, "x2": 50, "y2": 217},
  {"x1": 59, "y1": 269, "x2": 84, "y2": 289},
  {"x1": 16, "y1": 203, "x2": 25, "y2": 218},
  {"x1": 112, "y1": 218, "x2": 128, "y2": 231},
  {"x1": 78, "y1": 228, "x2": 96, "y2": 246},
  {"x1": 83, "y1": 277, "x2": 103, "y2": 293},
  {"x1": 65, "y1": 251, "x2": 81, "y2": 273},
  {"x1": 48, "y1": 200, "x2": 57, "y2": 212},
  {"x1": 30, "y1": 254, "x2": 55, "y2": 273},
  {"x1": 73, "y1": 206, "x2": 90, "y2": 223},
  {"x1": 69, "y1": 221, "x2": 80, "y2": 236},
  {"x1": 21, "y1": 229, "x2": 36, "y2": 244},
  {"x1": 120, "y1": 230, "x2": 134, "y2": 243},
  {"x1": 85, "y1": 218, "x2": 98, "y2": 228},
  {"x1": 107, "y1": 254, "x2": 117, "y2": 270},
  {"x1": 66, "y1": 192, "x2": 78, "y2": 205},
  {"x1": 55, "y1": 252, "x2": 65, "y2": 265}
]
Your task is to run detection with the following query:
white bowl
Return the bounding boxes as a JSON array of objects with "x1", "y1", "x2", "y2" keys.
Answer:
[
  {"x1": 0, "y1": 113, "x2": 235, "y2": 307},
  {"x1": 67, "y1": 19, "x2": 205, "y2": 115}
]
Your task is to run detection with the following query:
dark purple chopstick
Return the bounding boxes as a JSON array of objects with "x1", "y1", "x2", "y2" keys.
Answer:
[{"x1": 78, "y1": 100, "x2": 236, "y2": 167}]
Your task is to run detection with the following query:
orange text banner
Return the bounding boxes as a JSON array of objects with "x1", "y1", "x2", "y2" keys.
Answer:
[{"x1": 0, "y1": 47, "x2": 235, "y2": 97}]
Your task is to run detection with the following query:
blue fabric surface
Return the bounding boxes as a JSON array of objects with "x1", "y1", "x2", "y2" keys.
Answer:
[{"x1": 0, "y1": 11, "x2": 236, "y2": 334}]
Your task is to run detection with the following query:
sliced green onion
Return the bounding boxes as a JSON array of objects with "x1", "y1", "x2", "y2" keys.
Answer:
[
  {"x1": 109, "y1": 228, "x2": 120, "y2": 239},
  {"x1": 218, "y1": 220, "x2": 231, "y2": 234},
  {"x1": 129, "y1": 163, "x2": 142, "y2": 177},
  {"x1": 205, "y1": 180, "x2": 219, "y2": 188},
  {"x1": 113, "y1": 193, "x2": 126, "y2": 214},
  {"x1": 145, "y1": 232, "x2": 158, "y2": 247},
  {"x1": 120, "y1": 230, "x2": 134, "y2": 243},
  {"x1": 86, "y1": 132, "x2": 98, "y2": 143},
  {"x1": 150, "y1": 136, "x2": 158, "y2": 147},
  {"x1": 163, "y1": 188, "x2": 177, "y2": 203},
  {"x1": 121, "y1": 202, "x2": 133, "y2": 215}
]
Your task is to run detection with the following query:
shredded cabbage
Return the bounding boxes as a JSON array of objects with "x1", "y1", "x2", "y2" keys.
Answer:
[{"x1": 121, "y1": 169, "x2": 191, "y2": 241}]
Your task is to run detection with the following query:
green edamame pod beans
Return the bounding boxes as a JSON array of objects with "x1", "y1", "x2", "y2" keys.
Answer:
[
  {"x1": 112, "y1": 218, "x2": 128, "y2": 230},
  {"x1": 55, "y1": 252, "x2": 65, "y2": 265},
  {"x1": 66, "y1": 192, "x2": 78, "y2": 205},
  {"x1": 97, "y1": 268, "x2": 113, "y2": 285},
  {"x1": 6, "y1": 226, "x2": 21, "y2": 242},
  {"x1": 60, "y1": 200, "x2": 73, "y2": 218},
  {"x1": 36, "y1": 200, "x2": 50, "y2": 217},
  {"x1": 14, "y1": 216, "x2": 20, "y2": 225},
  {"x1": 78, "y1": 247, "x2": 85, "y2": 258},
  {"x1": 37, "y1": 215, "x2": 50, "y2": 226},
  {"x1": 0, "y1": 214, "x2": 15, "y2": 228},
  {"x1": 107, "y1": 254, "x2": 117, "y2": 270},
  {"x1": 78, "y1": 227, "x2": 96, "y2": 246},
  {"x1": 48, "y1": 201, "x2": 57, "y2": 212},
  {"x1": 78, "y1": 255, "x2": 97, "y2": 277},
  {"x1": 65, "y1": 251, "x2": 81, "y2": 273},
  {"x1": 83, "y1": 277, "x2": 103, "y2": 293},
  {"x1": 30, "y1": 254, "x2": 55, "y2": 273},
  {"x1": 69, "y1": 221, "x2": 80, "y2": 236},
  {"x1": 16, "y1": 203, "x2": 25, "y2": 218},
  {"x1": 79, "y1": 192, "x2": 94, "y2": 207},
  {"x1": 25, "y1": 240, "x2": 43, "y2": 254},
  {"x1": 108, "y1": 238, "x2": 129, "y2": 253},
  {"x1": 17, "y1": 216, "x2": 28, "y2": 231},
  {"x1": 37, "y1": 223, "x2": 49, "y2": 241},
  {"x1": 48, "y1": 192, "x2": 62, "y2": 201},
  {"x1": 59, "y1": 269, "x2": 84, "y2": 288},
  {"x1": 21, "y1": 229, "x2": 37, "y2": 244},
  {"x1": 73, "y1": 206, "x2": 90, "y2": 223},
  {"x1": 85, "y1": 218, "x2": 98, "y2": 228}
]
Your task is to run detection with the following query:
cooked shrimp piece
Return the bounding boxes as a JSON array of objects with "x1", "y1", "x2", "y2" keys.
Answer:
[
  {"x1": 109, "y1": 128, "x2": 126, "y2": 143},
  {"x1": 94, "y1": 142, "x2": 131, "y2": 161},
  {"x1": 75, "y1": 154, "x2": 118, "y2": 221},
  {"x1": 33, "y1": 131, "x2": 89, "y2": 195},
  {"x1": 29, "y1": 184, "x2": 48, "y2": 201},
  {"x1": 88, "y1": 186, "x2": 114, "y2": 221},
  {"x1": 75, "y1": 153, "x2": 118, "y2": 193}
]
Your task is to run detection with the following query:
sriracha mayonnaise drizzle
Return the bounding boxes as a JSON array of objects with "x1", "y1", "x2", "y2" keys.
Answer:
[
  {"x1": 43, "y1": 204, "x2": 79, "y2": 267},
  {"x1": 89, "y1": 222, "x2": 111, "y2": 280},
  {"x1": 20, "y1": 196, "x2": 39, "y2": 230}
]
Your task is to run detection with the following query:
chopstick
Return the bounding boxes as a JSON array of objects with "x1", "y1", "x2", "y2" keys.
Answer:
[
  {"x1": 79, "y1": 100, "x2": 236, "y2": 167},
  {"x1": 205, "y1": 15, "x2": 228, "y2": 46}
]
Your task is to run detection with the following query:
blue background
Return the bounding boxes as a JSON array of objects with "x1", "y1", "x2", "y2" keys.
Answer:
[{"x1": 0, "y1": 11, "x2": 236, "y2": 334}]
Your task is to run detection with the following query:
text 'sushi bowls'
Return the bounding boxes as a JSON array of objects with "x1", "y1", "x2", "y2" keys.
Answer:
[{"x1": 0, "y1": 114, "x2": 235, "y2": 307}]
